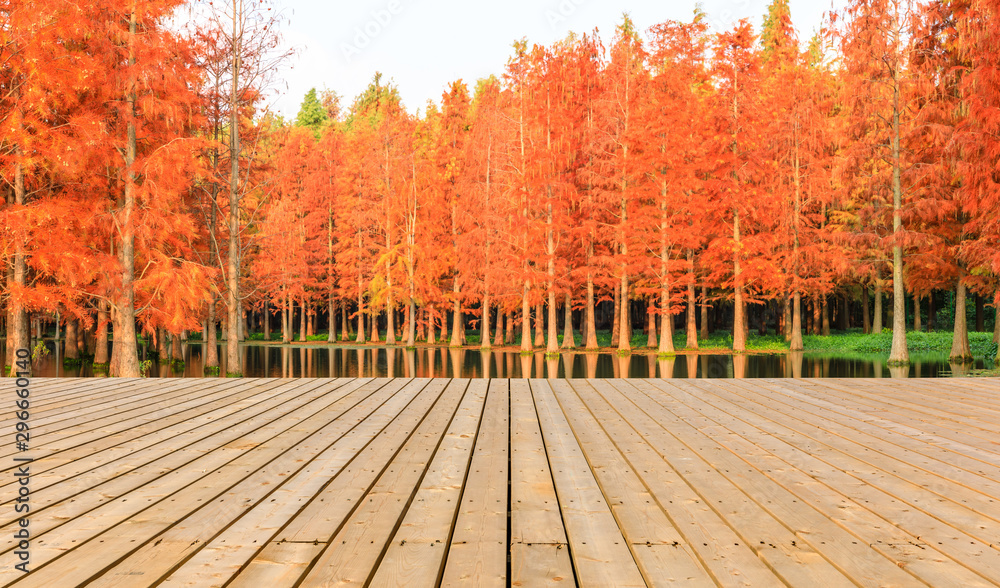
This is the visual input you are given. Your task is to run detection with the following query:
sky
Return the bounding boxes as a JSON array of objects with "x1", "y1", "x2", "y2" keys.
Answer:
[{"x1": 267, "y1": 0, "x2": 845, "y2": 120}]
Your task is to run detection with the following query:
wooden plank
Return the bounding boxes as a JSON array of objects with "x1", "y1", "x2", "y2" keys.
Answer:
[
  {"x1": 228, "y1": 379, "x2": 448, "y2": 587},
  {"x1": 90, "y1": 379, "x2": 441, "y2": 588},
  {"x1": 0, "y1": 377, "x2": 216, "y2": 443},
  {"x1": 296, "y1": 379, "x2": 469, "y2": 586},
  {"x1": 1, "y1": 379, "x2": 408, "y2": 587},
  {"x1": 552, "y1": 380, "x2": 714, "y2": 587},
  {"x1": 156, "y1": 379, "x2": 426, "y2": 588},
  {"x1": 652, "y1": 379, "x2": 996, "y2": 587},
  {"x1": 567, "y1": 378, "x2": 778, "y2": 587},
  {"x1": 796, "y1": 379, "x2": 1000, "y2": 452},
  {"x1": 508, "y1": 379, "x2": 573, "y2": 587},
  {"x1": 0, "y1": 379, "x2": 346, "y2": 547},
  {"x1": 771, "y1": 379, "x2": 1000, "y2": 458},
  {"x1": 367, "y1": 380, "x2": 487, "y2": 588},
  {"x1": 0, "y1": 377, "x2": 229, "y2": 428},
  {"x1": 872, "y1": 377, "x2": 1000, "y2": 409},
  {"x1": 0, "y1": 378, "x2": 151, "y2": 413},
  {"x1": 7, "y1": 376, "x2": 1000, "y2": 586},
  {"x1": 723, "y1": 378, "x2": 1000, "y2": 519},
  {"x1": 0, "y1": 378, "x2": 256, "y2": 465},
  {"x1": 593, "y1": 379, "x2": 867, "y2": 587},
  {"x1": 529, "y1": 379, "x2": 645, "y2": 588},
  {"x1": 674, "y1": 378, "x2": 1000, "y2": 584},
  {"x1": 439, "y1": 379, "x2": 509, "y2": 588},
  {"x1": 0, "y1": 378, "x2": 307, "y2": 504},
  {"x1": 840, "y1": 377, "x2": 1000, "y2": 416}
]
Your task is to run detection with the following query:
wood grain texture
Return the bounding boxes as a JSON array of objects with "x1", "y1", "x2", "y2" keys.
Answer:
[{"x1": 8, "y1": 377, "x2": 1000, "y2": 588}]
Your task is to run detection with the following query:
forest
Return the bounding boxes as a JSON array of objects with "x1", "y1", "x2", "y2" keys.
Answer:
[{"x1": 3, "y1": 0, "x2": 1000, "y2": 377}]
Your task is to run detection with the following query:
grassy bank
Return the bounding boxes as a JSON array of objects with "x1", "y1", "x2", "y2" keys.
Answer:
[{"x1": 801, "y1": 330, "x2": 997, "y2": 358}]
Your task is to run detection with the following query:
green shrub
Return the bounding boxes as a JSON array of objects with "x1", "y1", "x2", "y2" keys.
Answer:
[{"x1": 802, "y1": 330, "x2": 995, "y2": 357}]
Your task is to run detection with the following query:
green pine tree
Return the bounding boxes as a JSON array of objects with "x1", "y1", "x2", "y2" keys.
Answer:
[{"x1": 295, "y1": 88, "x2": 327, "y2": 137}]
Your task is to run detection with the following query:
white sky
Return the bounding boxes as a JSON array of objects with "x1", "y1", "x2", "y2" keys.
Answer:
[{"x1": 267, "y1": 0, "x2": 845, "y2": 119}]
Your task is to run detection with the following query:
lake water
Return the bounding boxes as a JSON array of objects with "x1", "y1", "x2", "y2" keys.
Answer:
[{"x1": 22, "y1": 340, "x2": 993, "y2": 378}]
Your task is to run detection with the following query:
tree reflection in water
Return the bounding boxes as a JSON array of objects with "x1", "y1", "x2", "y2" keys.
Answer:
[{"x1": 21, "y1": 341, "x2": 989, "y2": 379}]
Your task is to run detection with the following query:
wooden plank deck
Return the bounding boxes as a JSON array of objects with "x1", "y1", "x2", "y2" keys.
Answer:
[{"x1": 3, "y1": 377, "x2": 1000, "y2": 587}]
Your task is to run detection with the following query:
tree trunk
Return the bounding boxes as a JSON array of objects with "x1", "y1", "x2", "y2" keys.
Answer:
[
  {"x1": 534, "y1": 303, "x2": 545, "y2": 347},
  {"x1": 204, "y1": 302, "x2": 218, "y2": 368},
  {"x1": 5, "y1": 265, "x2": 13, "y2": 370},
  {"x1": 862, "y1": 285, "x2": 871, "y2": 334},
  {"x1": 873, "y1": 284, "x2": 883, "y2": 334},
  {"x1": 685, "y1": 251, "x2": 698, "y2": 349},
  {"x1": 494, "y1": 307, "x2": 504, "y2": 347},
  {"x1": 385, "y1": 292, "x2": 396, "y2": 344},
  {"x1": 887, "y1": 51, "x2": 909, "y2": 365},
  {"x1": 659, "y1": 288, "x2": 675, "y2": 354},
  {"x1": 562, "y1": 294, "x2": 575, "y2": 349},
  {"x1": 950, "y1": 279, "x2": 972, "y2": 363},
  {"x1": 585, "y1": 278, "x2": 598, "y2": 349},
  {"x1": 520, "y1": 291, "x2": 532, "y2": 352},
  {"x1": 782, "y1": 296, "x2": 792, "y2": 342},
  {"x1": 927, "y1": 291, "x2": 935, "y2": 331},
  {"x1": 646, "y1": 303, "x2": 657, "y2": 349},
  {"x1": 171, "y1": 333, "x2": 183, "y2": 362},
  {"x1": 406, "y1": 299, "x2": 416, "y2": 346},
  {"x1": 80, "y1": 324, "x2": 90, "y2": 356},
  {"x1": 975, "y1": 294, "x2": 984, "y2": 332},
  {"x1": 109, "y1": 9, "x2": 142, "y2": 378},
  {"x1": 7, "y1": 165, "x2": 29, "y2": 374},
  {"x1": 700, "y1": 286, "x2": 709, "y2": 340},
  {"x1": 611, "y1": 285, "x2": 620, "y2": 347},
  {"x1": 732, "y1": 211, "x2": 746, "y2": 353},
  {"x1": 521, "y1": 300, "x2": 535, "y2": 354},
  {"x1": 840, "y1": 293, "x2": 850, "y2": 330},
  {"x1": 157, "y1": 327, "x2": 168, "y2": 358},
  {"x1": 993, "y1": 300, "x2": 999, "y2": 345},
  {"x1": 299, "y1": 298, "x2": 307, "y2": 342},
  {"x1": 341, "y1": 303, "x2": 350, "y2": 341},
  {"x1": 355, "y1": 291, "x2": 365, "y2": 343},
  {"x1": 812, "y1": 296, "x2": 821, "y2": 336},
  {"x1": 481, "y1": 295, "x2": 491, "y2": 350},
  {"x1": 65, "y1": 320, "x2": 79, "y2": 360},
  {"x1": 790, "y1": 292, "x2": 803, "y2": 351},
  {"x1": 821, "y1": 296, "x2": 830, "y2": 336},
  {"x1": 224, "y1": 0, "x2": 244, "y2": 376},
  {"x1": 625, "y1": 293, "x2": 633, "y2": 344},
  {"x1": 450, "y1": 294, "x2": 462, "y2": 347},
  {"x1": 913, "y1": 294, "x2": 921, "y2": 332},
  {"x1": 94, "y1": 301, "x2": 110, "y2": 365},
  {"x1": 278, "y1": 298, "x2": 285, "y2": 343},
  {"x1": 328, "y1": 298, "x2": 336, "y2": 343},
  {"x1": 369, "y1": 311, "x2": 380, "y2": 343},
  {"x1": 546, "y1": 294, "x2": 558, "y2": 354},
  {"x1": 450, "y1": 302, "x2": 462, "y2": 346},
  {"x1": 617, "y1": 276, "x2": 631, "y2": 353}
]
